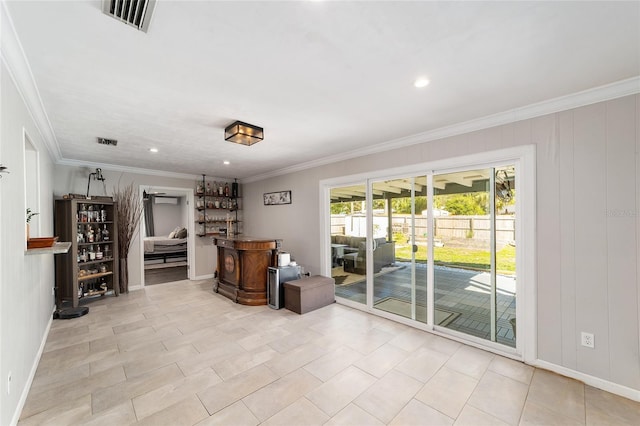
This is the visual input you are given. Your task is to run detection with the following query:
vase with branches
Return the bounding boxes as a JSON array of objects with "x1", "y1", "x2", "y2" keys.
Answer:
[
  {"x1": 26, "y1": 208, "x2": 39, "y2": 239},
  {"x1": 112, "y1": 183, "x2": 143, "y2": 293}
]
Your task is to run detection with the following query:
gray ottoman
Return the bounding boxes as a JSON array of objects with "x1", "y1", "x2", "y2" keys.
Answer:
[{"x1": 284, "y1": 275, "x2": 335, "y2": 314}]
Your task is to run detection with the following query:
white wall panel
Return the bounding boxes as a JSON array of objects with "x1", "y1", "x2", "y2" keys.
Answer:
[
  {"x1": 558, "y1": 110, "x2": 577, "y2": 370},
  {"x1": 637, "y1": 94, "x2": 640, "y2": 391},
  {"x1": 605, "y1": 96, "x2": 640, "y2": 389},
  {"x1": 573, "y1": 103, "x2": 610, "y2": 379},
  {"x1": 0, "y1": 61, "x2": 56, "y2": 426},
  {"x1": 532, "y1": 114, "x2": 563, "y2": 364}
]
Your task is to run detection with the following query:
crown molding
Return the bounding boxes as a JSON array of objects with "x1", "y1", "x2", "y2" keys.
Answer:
[
  {"x1": 57, "y1": 157, "x2": 202, "y2": 181},
  {"x1": 244, "y1": 76, "x2": 640, "y2": 183},
  {"x1": 1, "y1": 2, "x2": 62, "y2": 162}
]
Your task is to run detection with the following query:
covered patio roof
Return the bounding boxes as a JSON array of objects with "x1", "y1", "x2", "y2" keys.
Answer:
[{"x1": 330, "y1": 168, "x2": 514, "y2": 203}]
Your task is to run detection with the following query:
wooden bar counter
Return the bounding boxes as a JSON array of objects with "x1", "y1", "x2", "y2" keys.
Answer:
[{"x1": 213, "y1": 235, "x2": 281, "y2": 305}]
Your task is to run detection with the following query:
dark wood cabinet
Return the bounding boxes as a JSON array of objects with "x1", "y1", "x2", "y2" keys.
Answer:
[
  {"x1": 213, "y1": 236, "x2": 281, "y2": 305},
  {"x1": 54, "y1": 199, "x2": 119, "y2": 308}
]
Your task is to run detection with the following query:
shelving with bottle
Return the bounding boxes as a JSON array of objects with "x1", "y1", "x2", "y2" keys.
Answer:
[
  {"x1": 54, "y1": 199, "x2": 119, "y2": 308},
  {"x1": 195, "y1": 175, "x2": 242, "y2": 237}
]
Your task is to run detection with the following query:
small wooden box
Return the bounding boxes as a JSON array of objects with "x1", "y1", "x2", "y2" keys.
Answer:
[{"x1": 283, "y1": 275, "x2": 335, "y2": 314}]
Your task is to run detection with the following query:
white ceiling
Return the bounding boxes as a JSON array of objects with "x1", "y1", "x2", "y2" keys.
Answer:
[{"x1": 5, "y1": 1, "x2": 640, "y2": 181}]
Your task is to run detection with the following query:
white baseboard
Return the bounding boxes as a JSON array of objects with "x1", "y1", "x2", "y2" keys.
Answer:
[
  {"x1": 128, "y1": 284, "x2": 143, "y2": 291},
  {"x1": 11, "y1": 307, "x2": 55, "y2": 426},
  {"x1": 533, "y1": 359, "x2": 640, "y2": 402},
  {"x1": 193, "y1": 274, "x2": 214, "y2": 280}
]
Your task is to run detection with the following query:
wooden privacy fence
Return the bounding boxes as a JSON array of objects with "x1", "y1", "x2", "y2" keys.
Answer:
[{"x1": 331, "y1": 214, "x2": 515, "y2": 244}]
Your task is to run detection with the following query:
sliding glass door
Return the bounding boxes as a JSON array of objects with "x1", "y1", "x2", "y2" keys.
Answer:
[
  {"x1": 330, "y1": 184, "x2": 368, "y2": 305},
  {"x1": 433, "y1": 166, "x2": 516, "y2": 347},
  {"x1": 325, "y1": 156, "x2": 522, "y2": 352},
  {"x1": 371, "y1": 176, "x2": 428, "y2": 323}
]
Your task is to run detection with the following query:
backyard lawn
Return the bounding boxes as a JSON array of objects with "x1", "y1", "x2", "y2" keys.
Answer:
[{"x1": 395, "y1": 243, "x2": 516, "y2": 275}]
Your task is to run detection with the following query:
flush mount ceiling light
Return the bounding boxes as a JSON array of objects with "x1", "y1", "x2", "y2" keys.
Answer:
[
  {"x1": 224, "y1": 121, "x2": 264, "y2": 146},
  {"x1": 149, "y1": 148, "x2": 158, "y2": 153}
]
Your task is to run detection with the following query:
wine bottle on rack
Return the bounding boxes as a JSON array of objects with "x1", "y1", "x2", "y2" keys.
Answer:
[
  {"x1": 80, "y1": 204, "x2": 88, "y2": 222},
  {"x1": 102, "y1": 224, "x2": 109, "y2": 241},
  {"x1": 232, "y1": 179, "x2": 238, "y2": 198}
]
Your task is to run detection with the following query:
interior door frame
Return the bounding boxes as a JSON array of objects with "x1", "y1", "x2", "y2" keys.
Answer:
[{"x1": 320, "y1": 145, "x2": 536, "y2": 362}]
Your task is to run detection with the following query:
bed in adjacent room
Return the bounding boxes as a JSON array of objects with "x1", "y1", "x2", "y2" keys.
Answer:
[{"x1": 143, "y1": 227, "x2": 187, "y2": 265}]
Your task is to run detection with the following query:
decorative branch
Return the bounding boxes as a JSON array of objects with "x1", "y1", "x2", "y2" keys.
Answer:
[
  {"x1": 26, "y1": 208, "x2": 39, "y2": 223},
  {"x1": 112, "y1": 183, "x2": 143, "y2": 259}
]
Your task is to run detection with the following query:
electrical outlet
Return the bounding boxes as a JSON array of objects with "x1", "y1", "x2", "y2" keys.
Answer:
[
  {"x1": 7, "y1": 372, "x2": 11, "y2": 395},
  {"x1": 581, "y1": 332, "x2": 595, "y2": 348}
]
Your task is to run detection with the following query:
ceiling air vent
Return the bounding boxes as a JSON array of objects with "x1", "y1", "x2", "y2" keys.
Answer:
[
  {"x1": 97, "y1": 137, "x2": 118, "y2": 146},
  {"x1": 102, "y1": 0, "x2": 156, "y2": 33}
]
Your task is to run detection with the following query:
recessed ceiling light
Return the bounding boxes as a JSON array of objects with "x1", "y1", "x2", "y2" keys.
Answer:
[
  {"x1": 414, "y1": 77, "x2": 430, "y2": 88},
  {"x1": 223, "y1": 160, "x2": 230, "y2": 165},
  {"x1": 149, "y1": 148, "x2": 158, "y2": 153}
]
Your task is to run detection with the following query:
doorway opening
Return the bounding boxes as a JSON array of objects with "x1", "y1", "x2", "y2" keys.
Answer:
[{"x1": 139, "y1": 185, "x2": 195, "y2": 286}]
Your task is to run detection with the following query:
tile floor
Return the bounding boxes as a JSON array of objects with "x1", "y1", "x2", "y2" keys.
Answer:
[{"x1": 19, "y1": 279, "x2": 640, "y2": 425}]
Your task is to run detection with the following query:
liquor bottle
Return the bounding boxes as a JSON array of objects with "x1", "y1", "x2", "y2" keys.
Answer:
[
  {"x1": 80, "y1": 204, "x2": 88, "y2": 222},
  {"x1": 80, "y1": 248, "x2": 87, "y2": 262},
  {"x1": 102, "y1": 224, "x2": 110, "y2": 241},
  {"x1": 224, "y1": 182, "x2": 230, "y2": 197},
  {"x1": 99, "y1": 277, "x2": 108, "y2": 291},
  {"x1": 87, "y1": 204, "x2": 94, "y2": 222},
  {"x1": 87, "y1": 226, "x2": 94, "y2": 243},
  {"x1": 206, "y1": 182, "x2": 212, "y2": 196},
  {"x1": 77, "y1": 250, "x2": 81, "y2": 263},
  {"x1": 96, "y1": 245, "x2": 103, "y2": 260},
  {"x1": 231, "y1": 179, "x2": 238, "y2": 198},
  {"x1": 104, "y1": 244, "x2": 111, "y2": 259},
  {"x1": 88, "y1": 245, "x2": 96, "y2": 261},
  {"x1": 100, "y1": 205, "x2": 107, "y2": 222},
  {"x1": 78, "y1": 282, "x2": 84, "y2": 298}
]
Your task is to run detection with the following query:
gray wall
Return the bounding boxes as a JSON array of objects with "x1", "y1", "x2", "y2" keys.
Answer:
[
  {"x1": 0, "y1": 61, "x2": 57, "y2": 426},
  {"x1": 152, "y1": 197, "x2": 186, "y2": 236},
  {"x1": 244, "y1": 94, "x2": 640, "y2": 392}
]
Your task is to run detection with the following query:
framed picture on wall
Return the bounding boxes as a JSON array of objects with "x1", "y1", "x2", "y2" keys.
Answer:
[{"x1": 263, "y1": 190, "x2": 292, "y2": 205}]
